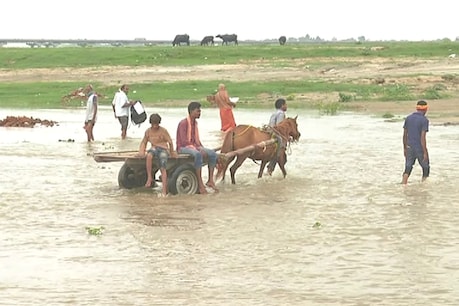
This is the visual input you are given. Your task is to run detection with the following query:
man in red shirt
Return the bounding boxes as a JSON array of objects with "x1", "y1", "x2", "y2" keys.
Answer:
[{"x1": 176, "y1": 102, "x2": 218, "y2": 194}]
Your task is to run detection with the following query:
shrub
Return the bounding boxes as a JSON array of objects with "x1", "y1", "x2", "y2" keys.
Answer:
[
  {"x1": 338, "y1": 92, "x2": 353, "y2": 102},
  {"x1": 318, "y1": 102, "x2": 341, "y2": 115},
  {"x1": 422, "y1": 88, "x2": 442, "y2": 100}
]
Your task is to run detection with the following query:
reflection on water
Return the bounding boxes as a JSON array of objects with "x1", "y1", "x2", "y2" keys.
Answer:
[{"x1": 1, "y1": 107, "x2": 458, "y2": 305}]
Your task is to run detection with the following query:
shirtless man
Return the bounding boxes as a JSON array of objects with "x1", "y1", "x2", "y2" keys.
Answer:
[{"x1": 138, "y1": 113, "x2": 176, "y2": 197}]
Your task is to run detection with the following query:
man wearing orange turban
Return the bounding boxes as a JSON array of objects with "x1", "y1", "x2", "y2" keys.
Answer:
[{"x1": 402, "y1": 100, "x2": 430, "y2": 184}]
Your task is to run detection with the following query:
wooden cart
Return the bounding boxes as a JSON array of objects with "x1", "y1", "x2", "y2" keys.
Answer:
[
  {"x1": 93, "y1": 151, "x2": 211, "y2": 195},
  {"x1": 93, "y1": 138, "x2": 276, "y2": 195}
]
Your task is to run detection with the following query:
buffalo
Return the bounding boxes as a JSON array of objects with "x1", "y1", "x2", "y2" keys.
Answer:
[
  {"x1": 279, "y1": 36, "x2": 286, "y2": 45},
  {"x1": 216, "y1": 34, "x2": 238, "y2": 45},
  {"x1": 172, "y1": 34, "x2": 190, "y2": 46},
  {"x1": 200, "y1": 36, "x2": 214, "y2": 46}
]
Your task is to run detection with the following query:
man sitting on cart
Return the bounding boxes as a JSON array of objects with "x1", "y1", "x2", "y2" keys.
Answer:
[
  {"x1": 138, "y1": 113, "x2": 177, "y2": 197},
  {"x1": 176, "y1": 102, "x2": 218, "y2": 194}
]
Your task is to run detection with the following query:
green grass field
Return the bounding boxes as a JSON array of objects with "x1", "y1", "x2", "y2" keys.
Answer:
[{"x1": 0, "y1": 41, "x2": 458, "y2": 109}]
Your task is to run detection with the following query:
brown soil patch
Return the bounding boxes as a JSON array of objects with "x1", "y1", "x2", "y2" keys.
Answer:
[{"x1": 0, "y1": 116, "x2": 58, "y2": 127}]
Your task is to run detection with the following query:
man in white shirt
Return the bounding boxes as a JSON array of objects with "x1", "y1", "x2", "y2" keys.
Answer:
[
  {"x1": 83, "y1": 84, "x2": 98, "y2": 142},
  {"x1": 112, "y1": 84, "x2": 134, "y2": 139}
]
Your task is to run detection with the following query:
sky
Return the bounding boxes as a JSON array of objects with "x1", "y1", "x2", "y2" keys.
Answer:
[{"x1": 2, "y1": 0, "x2": 458, "y2": 42}]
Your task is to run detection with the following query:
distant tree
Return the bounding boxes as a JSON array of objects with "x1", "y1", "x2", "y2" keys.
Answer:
[{"x1": 358, "y1": 36, "x2": 366, "y2": 42}]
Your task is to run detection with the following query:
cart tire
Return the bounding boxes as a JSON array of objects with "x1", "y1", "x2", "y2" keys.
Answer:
[
  {"x1": 168, "y1": 164, "x2": 198, "y2": 195},
  {"x1": 118, "y1": 163, "x2": 146, "y2": 189}
]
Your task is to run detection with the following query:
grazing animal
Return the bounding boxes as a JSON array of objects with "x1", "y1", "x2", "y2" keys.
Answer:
[
  {"x1": 279, "y1": 36, "x2": 286, "y2": 45},
  {"x1": 216, "y1": 117, "x2": 301, "y2": 184},
  {"x1": 172, "y1": 34, "x2": 190, "y2": 46},
  {"x1": 200, "y1": 35, "x2": 214, "y2": 46},
  {"x1": 216, "y1": 34, "x2": 238, "y2": 45}
]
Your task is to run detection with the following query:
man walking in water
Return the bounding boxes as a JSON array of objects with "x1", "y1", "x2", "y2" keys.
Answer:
[
  {"x1": 112, "y1": 84, "x2": 134, "y2": 139},
  {"x1": 402, "y1": 100, "x2": 430, "y2": 184},
  {"x1": 83, "y1": 84, "x2": 97, "y2": 142},
  {"x1": 267, "y1": 98, "x2": 288, "y2": 175}
]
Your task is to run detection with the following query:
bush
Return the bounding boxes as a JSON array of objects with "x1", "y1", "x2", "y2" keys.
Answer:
[
  {"x1": 338, "y1": 92, "x2": 353, "y2": 102},
  {"x1": 422, "y1": 88, "x2": 442, "y2": 100},
  {"x1": 318, "y1": 102, "x2": 341, "y2": 115}
]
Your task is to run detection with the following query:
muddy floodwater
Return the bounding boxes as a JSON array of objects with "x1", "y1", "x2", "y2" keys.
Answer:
[{"x1": 1, "y1": 106, "x2": 458, "y2": 305}]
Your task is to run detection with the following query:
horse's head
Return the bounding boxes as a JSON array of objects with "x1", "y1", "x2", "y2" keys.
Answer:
[{"x1": 281, "y1": 116, "x2": 301, "y2": 142}]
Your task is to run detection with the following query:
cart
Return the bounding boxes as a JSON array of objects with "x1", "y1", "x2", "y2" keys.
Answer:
[
  {"x1": 93, "y1": 150, "x2": 214, "y2": 195},
  {"x1": 93, "y1": 138, "x2": 276, "y2": 195}
]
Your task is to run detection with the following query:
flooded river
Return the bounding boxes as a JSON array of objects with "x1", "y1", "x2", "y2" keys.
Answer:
[{"x1": 1, "y1": 106, "x2": 458, "y2": 305}]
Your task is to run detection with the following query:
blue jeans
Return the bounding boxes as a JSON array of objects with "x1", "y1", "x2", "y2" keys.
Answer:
[
  {"x1": 147, "y1": 147, "x2": 169, "y2": 168},
  {"x1": 404, "y1": 146, "x2": 430, "y2": 177},
  {"x1": 179, "y1": 147, "x2": 217, "y2": 169}
]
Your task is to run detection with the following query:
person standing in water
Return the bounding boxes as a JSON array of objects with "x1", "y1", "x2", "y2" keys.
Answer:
[
  {"x1": 83, "y1": 84, "x2": 98, "y2": 142},
  {"x1": 267, "y1": 98, "x2": 288, "y2": 175},
  {"x1": 402, "y1": 100, "x2": 430, "y2": 184},
  {"x1": 208, "y1": 83, "x2": 236, "y2": 132},
  {"x1": 112, "y1": 84, "x2": 134, "y2": 139}
]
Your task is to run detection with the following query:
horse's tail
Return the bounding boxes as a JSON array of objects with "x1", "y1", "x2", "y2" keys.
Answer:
[{"x1": 216, "y1": 129, "x2": 236, "y2": 181}]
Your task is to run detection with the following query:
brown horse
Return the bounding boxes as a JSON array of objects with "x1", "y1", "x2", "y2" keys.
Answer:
[{"x1": 216, "y1": 117, "x2": 301, "y2": 184}]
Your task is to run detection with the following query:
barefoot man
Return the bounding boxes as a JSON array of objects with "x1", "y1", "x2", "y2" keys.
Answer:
[
  {"x1": 83, "y1": 84, "x2": 98, "y2": 142},
  {"x1": 176, "y1": 102, "x2": 218, "y2": 194},
  {"x1": 138, "y1": 113, "x2": 177, "y2": 197}
]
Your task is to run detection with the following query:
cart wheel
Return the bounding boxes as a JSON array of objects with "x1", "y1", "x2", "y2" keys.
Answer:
[
  {"x1": 168, "y1": 164, "x2": 198, "y2": 195},
  {"x1": 118, "y1": 163, "x2": 146, "y2": 189}
]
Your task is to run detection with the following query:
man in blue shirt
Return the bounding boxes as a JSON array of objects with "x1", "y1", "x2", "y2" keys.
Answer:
[{"x1": 402, "y1": 100, "x2": 430, "y2": 184}]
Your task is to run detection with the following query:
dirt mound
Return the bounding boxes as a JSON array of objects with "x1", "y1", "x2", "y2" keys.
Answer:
[{"x1": 0, "y1": 116, "x2": 59, "y2": 127}]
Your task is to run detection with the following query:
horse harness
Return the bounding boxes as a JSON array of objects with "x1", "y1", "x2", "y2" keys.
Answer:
[
  {"x1": 263, "y1": 125, "x2": 293, "y2": 155},
  {"x1": 231, "y1": 124, "x2": 292, "y2": 155}
]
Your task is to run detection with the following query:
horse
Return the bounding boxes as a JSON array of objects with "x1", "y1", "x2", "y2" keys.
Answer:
[{"x1": 216, "y1": 117, "x2": 301, "y2": 184}]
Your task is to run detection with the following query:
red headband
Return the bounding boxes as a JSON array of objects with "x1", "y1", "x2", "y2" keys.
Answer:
[{"x1": 416, "y1": 104, "x2": 428, "y2": 111}]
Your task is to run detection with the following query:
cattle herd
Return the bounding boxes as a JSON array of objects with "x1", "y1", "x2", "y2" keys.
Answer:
[{"x1": 172, "y1": 34, "x2": 287, "y2": 46}]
